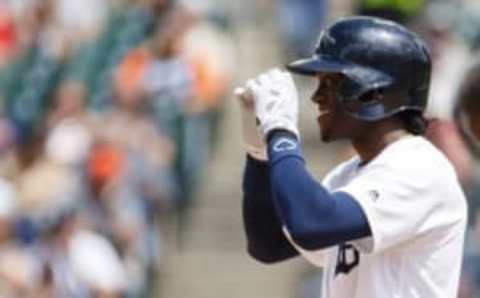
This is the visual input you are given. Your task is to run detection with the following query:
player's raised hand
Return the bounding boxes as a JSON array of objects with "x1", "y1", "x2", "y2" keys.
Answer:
[
  {"x1": 245, "y1": 68, "x2": 299, "y2": 140},
  {"x1": 234, "y1": 86, "x2": 267, "y2": 161}
]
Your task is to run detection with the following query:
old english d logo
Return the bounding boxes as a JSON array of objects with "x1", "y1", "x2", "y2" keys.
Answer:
[{"x1": 335, "y1": 243, "x2": 360, "y2": 276}]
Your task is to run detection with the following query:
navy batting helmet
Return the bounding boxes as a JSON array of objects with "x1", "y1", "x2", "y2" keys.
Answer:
[{"x1": 287, "y1": 16, "x2": 431, "y2": 121}]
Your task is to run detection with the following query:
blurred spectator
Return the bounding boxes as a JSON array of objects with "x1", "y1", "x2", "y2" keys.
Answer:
[
  {"x1": 52, "y1": 0, "x2": 110, "y2": 46},
  {"x1": 420, "y1": 9, "x2": 480, "y2": 297},
  {"x1": 276, "y1": 0, "x2": 329, "y2": 59},
  {"x1": 420, "y1": 1, "x2": 472, "y2": 120},
  {"x1": 444, "y1": 43, "x2": 480, "y2": 298},
  {"x1": 138, "y1": 6, "x2": 197, "y2": 211},
  {"x1": 104, "y1": 45, "x2": 176, "y2": 194},
  {"x1": 46, "y1": 80, "x2": 94, "y2": 167},
  {"x1": 0, "y1": 179, "x2": 39, "y2": 297},
  {"x1": 182, "y1": 5, "x2": 233, "y2": 115},
  {"x1": 455, "y1": 58, "x2": 480, "y2": 156},
  {"x1": 143, "y1": 5, "x2": 195, "y2": 113},
  {"x1": 355, "y1": 0, "x2": 425, "y2": 24},
  {"x1": 0, "y1": 3, "x2": 16, "y2": 68},
  {"x1": 454, "y1": 0, "x2": 480, "y2": 51},
  {"x1": 0, "y1": 119, "x2": 82, "y2": 224},
  {"x1": 40, "y1": 211, "x2": 127, "y2": 297},
  {"x1": 86, "y1": 0, "x2": 175, "y2": 110}
]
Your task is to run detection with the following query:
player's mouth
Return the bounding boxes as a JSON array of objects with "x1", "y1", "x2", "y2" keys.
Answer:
[
  {"x1": 317, "y1": 109, "x2": 331, "y2": 125},
  {"x1": 318, "y1": 110, "x2": 330, "y2": 117},
  {"x1": 317, "y1": 106, "x2": 332, "y2": 119}
]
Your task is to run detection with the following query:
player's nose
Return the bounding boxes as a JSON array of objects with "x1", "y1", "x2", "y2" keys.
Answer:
[{"x1": 311, "y1": 89, "x2": 328, "y2": 105}]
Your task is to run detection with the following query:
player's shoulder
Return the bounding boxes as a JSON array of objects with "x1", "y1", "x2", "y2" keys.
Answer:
[
  {"x1": 324, "y1": 136, "x2": 459, "y2": 189},
  {"x1": 322, "y1": 155, "x2": 361, "y2": 189},
  {"x1": 374, "y1": 135, "x2": 458, "y2": 181}
]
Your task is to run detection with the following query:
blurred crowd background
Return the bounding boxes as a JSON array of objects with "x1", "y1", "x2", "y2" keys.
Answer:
[
  {"x1": 0, "y1": 0, "x2": 478, "y2": 297},
  {"x1": 0, "y1": 0, "x2": 233, "y2": 297}
]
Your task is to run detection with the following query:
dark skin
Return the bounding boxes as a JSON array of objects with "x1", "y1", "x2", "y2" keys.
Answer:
[{"x1": 311, "y1": 73, "x2": 410, "y2": 164}]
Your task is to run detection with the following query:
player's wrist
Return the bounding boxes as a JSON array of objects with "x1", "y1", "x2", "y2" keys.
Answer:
[
  {"x1": 267, "y1": 129, "x2": 298, "y2": 144},
  {"x1": 246, "y1": 153, "x2": 268, "y2": 165},
  {"x1": 260, "y1": 118, "x2": 299, "y2": 141},
  {"x1": 267, "y1": 129, "x2": 304, "y2": 166}
]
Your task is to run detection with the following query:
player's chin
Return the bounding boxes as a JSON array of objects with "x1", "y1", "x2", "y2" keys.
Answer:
[
  {"x1": 317, "y1": 115, "x2": 335, "y2": 143},
  {"x1": 319, "y1": 129, "x2": 333, "y2": 143},
  {"x1": 321, "y1": 135, "x2": 334, "y2": 143},
  {"x1": 320, "y1": 126, "x2": 345, "y2": 143}
]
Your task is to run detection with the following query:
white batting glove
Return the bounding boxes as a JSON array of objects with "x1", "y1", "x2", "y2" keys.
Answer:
[
  {"x1": 234, "y1": 87, "x2": 268, "y2": 161},
  {"x1": 246, "y1": 68, "x2": 299, "y2": 140}
]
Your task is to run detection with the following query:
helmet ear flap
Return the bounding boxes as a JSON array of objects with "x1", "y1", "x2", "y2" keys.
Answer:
[
  {"x1": 358, "y1": 88, "x2": 385, "y2": 103},
  {"x1": 337, "y1": 77, "x2": 384, "y2": 106},
  {"x1": 336, "y1": 77, "x2": 363, "y2": 115},
  {"x1": 338, "y1": 81, "x2": 393, "y2": 120},
  {"x1": 338, "y1": 76, "x2": 363, "y2": 100}
]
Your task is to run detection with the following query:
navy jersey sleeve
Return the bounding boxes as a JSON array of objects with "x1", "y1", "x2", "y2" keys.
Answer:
[
  {"x1": 242, "y1": 155, "x2": 299, "y2": 263},
  {"x1": 267, "y1": 131, "x2": 372, "y2": 251}
]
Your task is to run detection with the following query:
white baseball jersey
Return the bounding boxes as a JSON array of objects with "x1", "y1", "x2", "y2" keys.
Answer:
[{"x1": 285, "y1": 136, "x2": 467, "y2": 298}]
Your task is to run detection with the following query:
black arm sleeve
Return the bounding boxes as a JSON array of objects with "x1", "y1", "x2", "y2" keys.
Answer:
[
  {"x1": 242, "y1": 155, "x2": 299, "y2": 263},
  {"x1": 267, "y1": 132, "x2": 372, "y2": 251}
]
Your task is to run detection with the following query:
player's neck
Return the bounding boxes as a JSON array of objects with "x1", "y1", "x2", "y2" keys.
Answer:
[{"x1": 352, "y1": 122, "x2": 410, "y2": 166}]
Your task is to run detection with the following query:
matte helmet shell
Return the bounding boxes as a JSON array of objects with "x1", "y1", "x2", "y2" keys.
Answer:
[{"x1": 287, "y1": 16, "x2": 431, "y2": 121}]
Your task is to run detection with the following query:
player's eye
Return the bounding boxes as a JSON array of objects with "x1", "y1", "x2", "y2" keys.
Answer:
[{"x1": 319, "y1": 77, "x2": 334, "y2": 90}]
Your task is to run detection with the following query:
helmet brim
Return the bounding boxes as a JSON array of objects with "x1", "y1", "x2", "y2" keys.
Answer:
[
  {"x1": 286, "y1": 55, "x2": 394, "y2": 94},
  {"x1": 286, "y1": 55, "x2": 354, "y2": 76}
]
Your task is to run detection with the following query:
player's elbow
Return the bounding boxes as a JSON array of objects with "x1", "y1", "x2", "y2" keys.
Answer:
[
  {"x1": 248, "y1": 251, "x2": 282, "y2": 264},
  {"x1": 287, "y1": 225, "x2": 335, "y2": 251},
  {"x1": 247, "y1": 245, "x2": 282, "y2": 264}
]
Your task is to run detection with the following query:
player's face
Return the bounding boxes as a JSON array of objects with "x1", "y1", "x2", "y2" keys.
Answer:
[{"x1": 311, "y1": 74, "x2": 365, "y2": 142}]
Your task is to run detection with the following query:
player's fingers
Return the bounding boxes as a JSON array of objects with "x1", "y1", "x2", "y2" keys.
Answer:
[
  {"x1": 245, "y1": 79, "x2": 260, "y2": 93},
  {"x1": 233, "y1": 87, "x2": 246, "y2": 102},
  {"x1": 234, "y1": 87, "x2": 246, "y2": 98},
  {"x1": 234, "y1": 87, "x2": 254, "y2": 108}
]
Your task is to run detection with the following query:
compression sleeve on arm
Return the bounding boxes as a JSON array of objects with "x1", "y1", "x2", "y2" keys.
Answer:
[
  {"x1": 242, "y1": 155, "x2": 299, "y2": 263},
  {"x1": 267, "y1": 131, "x2": 372, "y2": 250}
]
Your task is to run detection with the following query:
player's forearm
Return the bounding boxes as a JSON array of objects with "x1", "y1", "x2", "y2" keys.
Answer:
[
  {"x1": 267, "y1": 132, "x2": 371, "y2": 250},
  {"x1": 242, "y1": 156, "x2": 299, "y2": 263}
]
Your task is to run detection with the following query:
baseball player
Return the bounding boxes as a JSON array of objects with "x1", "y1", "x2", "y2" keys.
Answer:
[{"x1": 237, "y1": 16, "x2": 467, "y2": 298}]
